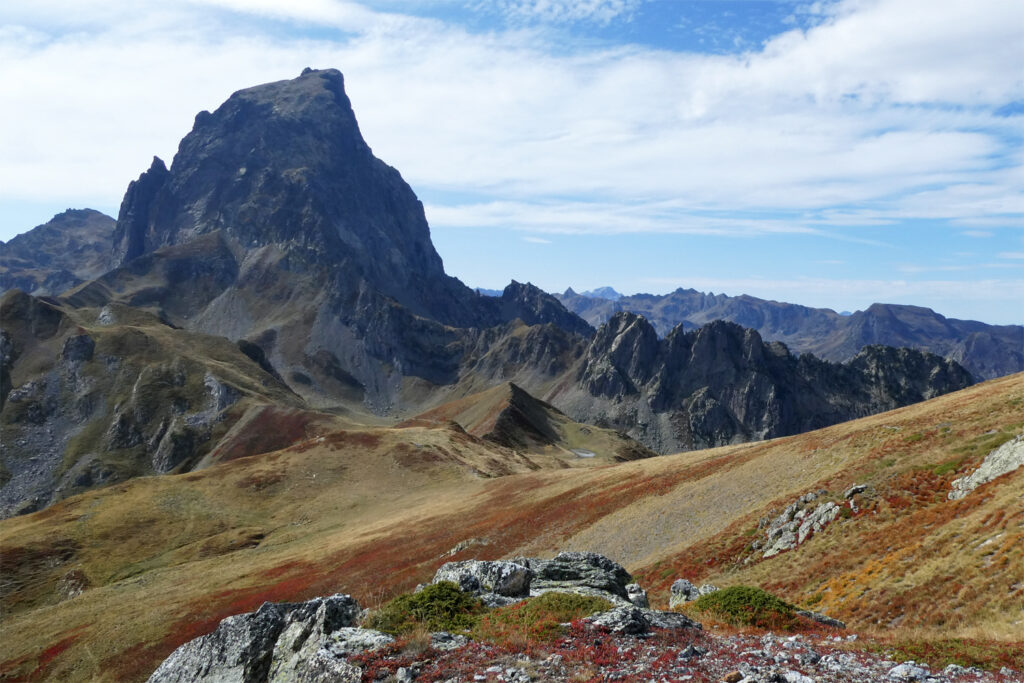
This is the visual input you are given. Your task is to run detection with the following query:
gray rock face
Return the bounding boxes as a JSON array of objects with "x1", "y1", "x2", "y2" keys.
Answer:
[
  {"x1": 148, "y1": 601, "x2": 289, "y2": 683},
  {"x1": 523, "y1": 551, "x2": 634, "y2": 600},
  {"x1": 556, "y1": 314, "x2": 974, "y2": 453},
  {"x1": 949, "y1": 433, "x2": 1024, "y2": 500},
  {"x1": 432, "y1": 560, "x2": 533, "y2": 605},
  {"x1": 147, "y1": 594, "x2": 377, "y2": 683}
]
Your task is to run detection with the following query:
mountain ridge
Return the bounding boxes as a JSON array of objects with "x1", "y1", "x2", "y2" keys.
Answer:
[{"x1": 557, "y1": 287, "x2": 1023, "y2": 380}]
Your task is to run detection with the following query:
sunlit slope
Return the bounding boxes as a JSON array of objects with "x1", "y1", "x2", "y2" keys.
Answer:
[{"x1": 1, "y1": 373, "x2": 1021, "y2": 681}]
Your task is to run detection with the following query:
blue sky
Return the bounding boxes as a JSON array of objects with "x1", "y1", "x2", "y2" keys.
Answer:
[{"x1": 1, "y1": 0, "x2": 1022, "y2": 324}]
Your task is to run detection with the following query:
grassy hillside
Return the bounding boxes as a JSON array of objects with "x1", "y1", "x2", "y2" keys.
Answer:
[{"x1": 1, "y1": 373, "x2": 1020, "y2": 681}]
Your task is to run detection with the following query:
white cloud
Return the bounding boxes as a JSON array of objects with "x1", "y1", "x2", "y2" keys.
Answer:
[
  {"x1": 998, "y1": 252, "x2": 1024, "y2": 260},
  {"x1": 0, "y1": 0, "x2": 1021, "y2": 240},
  {"x1": 522, "y1": 235, "x2": 551, "y2": 243}
]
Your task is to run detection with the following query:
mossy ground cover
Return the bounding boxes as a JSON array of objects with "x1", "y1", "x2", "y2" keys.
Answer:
[
  {"x1": 366, "y1": 581, "x2": 485, "y2": 635},
  {"x1": 472, "y1": 592, "x2": 612, "y2": 648},
  {"x1": 366, "y1": 585, "x2": 613, "y2": 650},
  {"x1": 687, "y1": 586, "x2": 799, "y2": 631}
]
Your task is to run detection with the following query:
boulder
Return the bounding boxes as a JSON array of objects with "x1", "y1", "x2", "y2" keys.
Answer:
[
  {"x1": 668, "y1": 579, "x2": 718, "y2": 609},
  {"x1": 433, "y1": 559, "x2": 532, "y2": 596},
  {"x1": 795, "y1": 609, "x2": 846, "y2": 629},
  {"x1": 526, "y1": 551, "x2": 632, "y2": 599},
  {"x1": 432, "y1": 559, "x2": 532, "y2": 606},
  {"x1": 584, "y1": 605, "x2": 700, "y2": 635},
  {"x1": 147, "y1": 594, "x2": 383, "y2": 683},
  {"x1": 625, "y1": 583, "x2": 649, "y2": 608}
]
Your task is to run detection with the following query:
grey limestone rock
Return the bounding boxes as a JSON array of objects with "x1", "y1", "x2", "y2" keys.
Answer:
[
  {"x1": 668, "y1": 579, "x2": 718, "y2": 609},
  {"x1": 795, "y1": 609, "x2": 846, "y2": 629},
  {"x1": 625, "y1": 583, "x2": 649, "y2": 608},
  {"x1": 432, "y1": 559, "x2": 532, "y2": 599},
  {"x1": 584, "y1": 606, "x2": 650, "y2": 635},
  {"x1": 585, "y1": 605, "x2": 702, "y2": 635},
  {"x1": 763, "y1": 492, "x2": 842, "y2": 558},
  {"x1": 949, "y1": 433, "x2": 1024, "y2": 500},
  {"x1": 888, "y1": 662, "x2": 930, "y2": 680},
  {"x1": 148, "y1": 601, "x2": 288, "y2": 683},
  {"x1": 430, "y1": 632, "x2": 469, "y2": 651},
  {"x1": 526, "y1": 551, "x2": 632, "y2": 599},
  {"x1": 148, "y1": 594, "x2": 373, "y2": 683}
]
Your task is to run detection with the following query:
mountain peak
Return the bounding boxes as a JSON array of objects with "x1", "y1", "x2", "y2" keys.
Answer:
[{"x1": 108, "y1": 68, "x2": 452, "y2": 314}]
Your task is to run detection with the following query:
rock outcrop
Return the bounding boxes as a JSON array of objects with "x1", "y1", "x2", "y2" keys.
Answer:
[
  {"x1": 147, "y1": 594, "x2": 374, "y2": 683},
  {"x1": 759, "y1": 491, "x2": 843, "y2": 558},
  {"x1": 669, "y1": 579, "x2": 720, "y2": 609},
  {"x1": 948, "y1": 433, "x2": 1024, "y2": 500}
]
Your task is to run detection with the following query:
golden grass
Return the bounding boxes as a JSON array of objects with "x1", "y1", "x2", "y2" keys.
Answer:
[{"x1": 1, "y1": 373, "x2": 1021, "y2": 681}]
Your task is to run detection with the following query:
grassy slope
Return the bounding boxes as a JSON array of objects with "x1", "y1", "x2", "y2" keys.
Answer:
[
  {"x1": 404, "y1": 382, "x2": 654, "y2": 465},
  {"x1": 1, "y1": 373, "x2": 1021, "y2": 681}
]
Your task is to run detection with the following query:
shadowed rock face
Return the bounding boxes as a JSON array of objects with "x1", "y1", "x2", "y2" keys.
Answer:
[
  {"x1": 109, "y1": 68, "x2": 469, "y2": 324},
  {"x1": 550, "y1": 313, "x2": 974, "y2": 453}
]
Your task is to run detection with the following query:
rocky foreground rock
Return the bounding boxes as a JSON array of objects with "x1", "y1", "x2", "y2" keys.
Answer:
[{"x1": 146, "y1": 552, "x2": 1018, "y2": 683}]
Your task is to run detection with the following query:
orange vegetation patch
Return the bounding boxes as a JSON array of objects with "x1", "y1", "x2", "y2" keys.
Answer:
[{"x1": 210, "y1": 407, "x2": 322, "y2": 462}]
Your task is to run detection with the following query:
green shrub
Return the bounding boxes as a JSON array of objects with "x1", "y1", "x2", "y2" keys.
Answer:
[
  {"x1": 365, "y1": 581, "x2": 484, "y2": 636},
  {"x1": 473, "y1": 592, "x2": 612, "y2": 647},
  {"x1": 691, "y1": 585, "x2": 797, "y2": 630}
]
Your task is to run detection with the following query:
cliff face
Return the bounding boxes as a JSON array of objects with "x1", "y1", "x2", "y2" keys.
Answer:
[{"x1": 549, "y1": 314, "x2": 974, "y2": 452}]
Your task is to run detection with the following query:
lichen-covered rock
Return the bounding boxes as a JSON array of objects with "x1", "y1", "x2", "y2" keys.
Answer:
[
  {"x1": 668, "y1": 580, "x2": 718, "y2": 609},
  {"x1": 625, "y1": 583, "x2": 649, "y2": 608},
  {"x1": 763, "y1": 491, "x2": 841, "y2": 558},
  {"x1": 432, "y1": 559, "x2": 532, "y2": 599},
  {"x1": 147, "y1": 595, "x2": 376, "y2": 683},
  {"x1": 267, "y1": 596, "x2": 366, "y2": 681},
  {"x1": 949, "y1": 434, "x2": 1024, "y2": 500},
  {"x1": 524, "y1": 551, "x2": 633, "y2": 599},
  {"x1": 795, "y1": 609, "x2": 846, "y2": 629},
  {"x1": 148, "y1": 602, "x2": 288, "y2": 683},
  {"x1": 796, "y1": 501, "x2": 840, "y2": 544},
  {"x1": 585, "y1": 606, "x2": 702, "y2": 635},
  {"x1": 584, "y1": 606, "x2": 650, "y2": 634}
]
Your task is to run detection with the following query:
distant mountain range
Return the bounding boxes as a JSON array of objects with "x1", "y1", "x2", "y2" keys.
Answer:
[
  {"x1": 0, "y1": 68, "x2": 989, "y2": 516},
  {"x1": 557, "y1": 287, "x2": 1023, "y2": 381}
]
